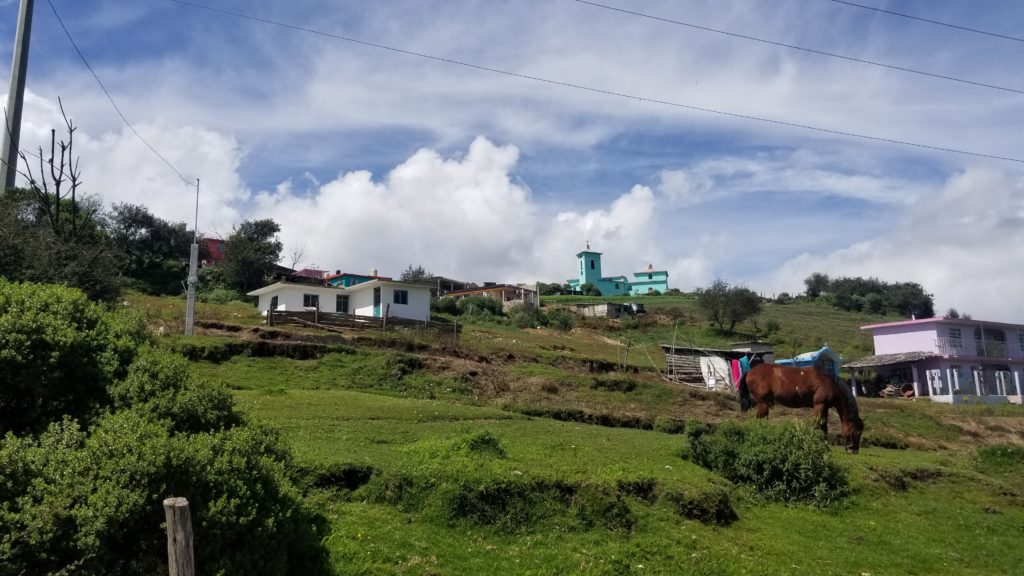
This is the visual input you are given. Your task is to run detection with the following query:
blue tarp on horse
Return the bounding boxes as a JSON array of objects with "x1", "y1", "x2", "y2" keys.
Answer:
[{"x1": 775, "y1": 346, "x2": 842, "y2": 379}]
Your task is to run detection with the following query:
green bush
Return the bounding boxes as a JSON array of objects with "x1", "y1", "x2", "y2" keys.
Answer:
[
  {"x1": 681, "y1": 420, "x2": 850, "y2": 506},
  {"x1": 0, "y1": 280, "x2": 148, "y2": 434},
  {"x1": 109, "y1": 347, "x2": 242, "y2": 434},
  {"x1": 197, "y1": 286, "x2": 247, "y2": 305},
  {"x1": 456, "y1": 295, "x2": 504, "y2": 317},
  {"x1": 431, "y1": 297, "x2": 460, "y2": 315},
  {"x1": 0, "y1": 413, "x2": 327, "y2": 576},
  {"x1": 507, "y1": 302, "x2": 544, "y2": 329},
  {"x1": 545, "y1": 307, "x2": 576, "y2": 331},
  {"x1": 0, "y1": 281, "x2": 329, "y2": 575}
]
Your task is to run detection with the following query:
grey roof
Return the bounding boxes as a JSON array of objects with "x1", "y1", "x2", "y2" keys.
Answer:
[{"x1": 843, "y1": 351, "x2": 936, "y2": 369}]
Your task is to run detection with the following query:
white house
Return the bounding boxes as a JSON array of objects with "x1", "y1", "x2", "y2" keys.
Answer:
[{"x1": 247, "y1": 279, "x2": 431, "y2": 322}]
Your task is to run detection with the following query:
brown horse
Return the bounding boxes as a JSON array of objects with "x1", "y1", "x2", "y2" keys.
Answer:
[{"x1": 739, "y1": 363, "x2": 864, "y2": 453}]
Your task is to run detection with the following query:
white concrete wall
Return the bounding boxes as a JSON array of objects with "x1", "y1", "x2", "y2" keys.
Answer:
[
  {"x1": 346, "y1": 283, "x2": 431, "y2": 321},
  {"x1": 256, "y1": 285, "x2": 345, "y2": 314},
  {"x1": 350, "y1": 287, "x2": 377, "y2": 318}
]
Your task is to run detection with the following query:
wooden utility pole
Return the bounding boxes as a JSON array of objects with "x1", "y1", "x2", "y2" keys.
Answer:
[
  {"x1": 163, "y1": 497, "x2": 195, "y2": 576},
  {"x1": 2, "y1": 0, "x2": 34, "y2": 190}
]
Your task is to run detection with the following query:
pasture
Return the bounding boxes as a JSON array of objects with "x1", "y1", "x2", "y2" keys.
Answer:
[{"x1": 144, "y1": 291, "x2": 1024, "y2": 574}]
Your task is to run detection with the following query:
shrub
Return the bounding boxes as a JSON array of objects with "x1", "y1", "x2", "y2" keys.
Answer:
[
  {"x1": 109, "y1": 347, "x2": 242, "y2": 433},
  {"x1": 197, "y1": 286, "x2": 247, "y2": 305},
  {"x1": 431, "y1": 297, "x2": 460, "y2": 315},
  {"x1": 682, "y1": 420, "x2": 850, "y2": 506},
  {"x1": 456, "y1": 295, "x2": 504, "y2": 317},
  {"x1": 545, "y1": 307, "x2": 575, "y2": 331},
  {"x1": 507, "y1": 302, "x2": 544, "y2": 329},
  {"x1": 0, "y1": 280, "x2": 148, "y2": 434},
  {"x1": 0, "y1": 413, "x2": 328, "y2": 576}
]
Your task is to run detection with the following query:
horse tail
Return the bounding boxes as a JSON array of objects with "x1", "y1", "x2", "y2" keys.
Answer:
[{"x1": 738, "y1": 371, "x2": 752, "y2": 412}]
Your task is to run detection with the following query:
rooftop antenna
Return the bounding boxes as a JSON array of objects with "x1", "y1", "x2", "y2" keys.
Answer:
[{"x1": 586, "y1": 240, "x2": 590, "y2": 250}]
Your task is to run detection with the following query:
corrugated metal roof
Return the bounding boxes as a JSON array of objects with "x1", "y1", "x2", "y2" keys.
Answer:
[{"x1": 843, "y1": 351, "x2": 936, "y2": 368}]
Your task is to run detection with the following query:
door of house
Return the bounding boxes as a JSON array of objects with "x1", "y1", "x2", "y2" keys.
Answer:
[
  {"x1": 270, "y1": 295, "x2": 278, "y2": 311},
  {"x1": 373, "y1": 287, "x2": 381, "y2": 318},
  {"x1": 336, "y1": 294, "x2": 349, "y2": 315}
]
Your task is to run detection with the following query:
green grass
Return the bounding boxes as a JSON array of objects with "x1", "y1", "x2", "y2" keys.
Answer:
[{"x1": 230, "y1": 386, "x2": 1024, "y2": 575}]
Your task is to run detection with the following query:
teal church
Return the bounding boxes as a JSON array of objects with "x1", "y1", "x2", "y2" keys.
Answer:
[{"x1": 566, "y1": 247, "x2": 669, "y2": 296}]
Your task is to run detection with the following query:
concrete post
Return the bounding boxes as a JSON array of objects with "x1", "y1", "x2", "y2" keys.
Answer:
[
  {"x1": 912, "y1": 364, "x2": 920, "y2": 397},
  {"x1": 973, "y1": 370, "x2": 982, "y2": 396},
  {"x1": 2, "y1": 0, "x2": 34, "y2": 190}
]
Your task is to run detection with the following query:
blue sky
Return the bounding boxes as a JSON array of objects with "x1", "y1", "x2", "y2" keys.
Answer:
[{"x1": 4, "y1": 0, "x2": 1024, "y2": 320}]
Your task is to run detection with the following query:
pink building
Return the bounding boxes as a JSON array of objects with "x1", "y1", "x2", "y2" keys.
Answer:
[{"x1": 847, "y1": 317, "x2": 1024, "y2": 404}]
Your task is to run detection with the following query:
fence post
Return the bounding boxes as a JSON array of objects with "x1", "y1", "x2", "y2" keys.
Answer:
[
  {"x1": 267, "y1": 308, "x2": 273, "y2": 327},
  {"x1": 314, "y1": 307, "x2": 319, "y2": 325},
  {"x1": 383, "y1": 303, "x2": 390, "y2": 332},
  {"x1": 163, "y1": 497, "x2": 195, "y2": 576}
]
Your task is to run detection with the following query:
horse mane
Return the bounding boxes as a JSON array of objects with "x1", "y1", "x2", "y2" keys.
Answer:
[{"x1": 834, "y1": 376, "x2": 862, "y2": 424}]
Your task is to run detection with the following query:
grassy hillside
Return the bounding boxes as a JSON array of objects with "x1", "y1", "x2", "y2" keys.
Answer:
[{"x1": 136, "y1": 291, "x2": 1024, "y2": 574}]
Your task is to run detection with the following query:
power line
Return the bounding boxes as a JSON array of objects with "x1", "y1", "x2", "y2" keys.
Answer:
[
  {"x1": 573, "y1": 0, "x2": 1024, "y2": 95},
  {"x1": 169, "y1": 0, "x2": 1024, "y2": 165},
  {"x1": 828, "y1": 0, "x2": 1024, "y2": 43},
  {"x1": 46, "y1": 0, "x2": 193, "y2": 185}
]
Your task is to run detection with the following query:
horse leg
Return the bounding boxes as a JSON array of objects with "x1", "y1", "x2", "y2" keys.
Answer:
[
  {"x1": 756, "y1": 402, "x2": 769, "y2": 419},
  {"x1": 814, "y1": 404, "x2": 827, "y2": 436}
]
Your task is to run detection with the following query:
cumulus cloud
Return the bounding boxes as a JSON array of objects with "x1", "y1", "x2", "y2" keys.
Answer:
[
  {"x1": 249, "y1": 136, "x2": 710, "y2": 287},
  {"x1": 11, "y1": 91, "x2": 248, "y2": 234},
  {"x1": 763, "y1": 166, "x2": 1024, "y2": 322}
]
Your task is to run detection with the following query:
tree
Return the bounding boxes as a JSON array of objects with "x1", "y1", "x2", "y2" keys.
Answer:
[
  {"x1": 1, "y1": 102, "x2": 121, "y2": 301},
  {"x1": 221, "y1": 218, "x2": 283, "y2": 293},
  {"x1": 580, "y1": 282, "x2": 602, "y2": 297},
  {"x1": 400, "y1": 264, "x2": 432, "y2": 283},
  {"x1": 804, "y1": 272, "x2": 830, "y2": 299},
  {"x1": 697, "y1": 279, "x2": 763, "y2": 333},
  {"x1": 107, "y1": 203, "x2": 193, "y2": 294},
  {"x1": 946, "y1": 307, "x2": 960, "y2": 319}
]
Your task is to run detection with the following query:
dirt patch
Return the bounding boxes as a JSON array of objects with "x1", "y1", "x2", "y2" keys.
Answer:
[{"x1": 940, "y1": 416, "x2": 1024, "y2": 446}]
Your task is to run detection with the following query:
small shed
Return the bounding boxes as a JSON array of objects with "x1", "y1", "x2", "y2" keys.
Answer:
[
  {"x1": 775, "y1": 346, "x2": 842, "y2": 379},
  {"x1": 661, "y1": 345, "x2": 772, "y2": 391},
  {"x1": 574, "y1": 301, "x2": 632, "y2": 319}
]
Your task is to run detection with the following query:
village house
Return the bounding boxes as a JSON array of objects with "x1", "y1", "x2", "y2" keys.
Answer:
[
  {"x1": 846, "y1": 317, "x2": 1024, "y2": 404},
  {"x1": 566, "y1": 245, "x2": 669, "y2": 296},
  {"x1": 247, "y1": 269, "x2": 432, "y2": 322},
  {"x1": 443, "y1": 283, "x2": 538, "y2": 310}
]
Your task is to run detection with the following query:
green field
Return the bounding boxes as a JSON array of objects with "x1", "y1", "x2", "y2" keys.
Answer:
[{"x1": 163, "y1": 292, "x2": 1024, "y2": 574}]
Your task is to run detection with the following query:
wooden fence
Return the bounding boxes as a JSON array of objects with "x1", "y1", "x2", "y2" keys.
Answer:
[{"x1": 266, "y1": 309, "x2": 461, "y2": 341}]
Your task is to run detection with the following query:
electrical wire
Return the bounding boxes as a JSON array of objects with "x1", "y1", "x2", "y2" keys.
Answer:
[
  {"x1": 828, "y1": 0, "x2": 1024, "y2": 43},
  {"x1": 169, "y1": 0, "x2": 1024, "y2": 164},
  {"x1": 47, "y1": 0, "x2": 194, "y2": 186},
  {"x1": 573, "y1": 0, "x2": 1023, "y2": 95}
]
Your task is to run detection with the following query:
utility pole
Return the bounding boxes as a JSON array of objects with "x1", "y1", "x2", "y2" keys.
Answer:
[
  {"x1": 184, "y1": 179, "x2": 199, "y2": 336},
  {"x1": 2, "y1": 0, "x2": 34, "y2": 190}
]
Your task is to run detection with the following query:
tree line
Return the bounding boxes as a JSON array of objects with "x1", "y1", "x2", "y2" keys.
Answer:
[{"x1": 803, "y1": 272, "x2": 934, "y2": 318}]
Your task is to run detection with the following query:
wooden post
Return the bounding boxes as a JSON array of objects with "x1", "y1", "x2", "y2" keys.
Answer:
[
  {"x1": 267, "y1": 308, "x2": 273, "y2": 327},
  {"x1": 163, "y1": 497, "x2": 195, "y2": 576},
  {"x1": 314, "y1": 307, "x2": 319, "y2": 325},
  {"x1": 383, "y1": 303, "x2": 390, "y2": 332}
]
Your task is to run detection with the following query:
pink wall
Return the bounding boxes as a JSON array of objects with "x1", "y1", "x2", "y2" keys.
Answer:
[{"x1": 871, "y1": 323, "x2": 940, "y2": 355}]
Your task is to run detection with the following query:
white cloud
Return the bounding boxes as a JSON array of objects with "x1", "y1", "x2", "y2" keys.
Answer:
[{"x1": 763, "y1": 166, "x2": 1024, "y2": 322}]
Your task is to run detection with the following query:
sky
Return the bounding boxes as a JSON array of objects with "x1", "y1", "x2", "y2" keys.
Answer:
[{"x1": 3, "y1": 0, "x2": 1024, "y2": 321}]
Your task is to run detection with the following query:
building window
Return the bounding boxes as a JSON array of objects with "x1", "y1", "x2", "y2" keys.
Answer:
[
  {"x1": 615, "y1": 283, "x2": 619, "y2": 289},
  {"x1": 270, "y1": 295, "x2": 278, "y2": 310},
  {"x1": 648, "y1": 273, "x2": 653, "y2": 280},
  {"x1": 590, "y1": 260, "x2": 595, "y2": 270},
  {"x1": 336, "y1": 294, "x2": 349, "y2": 314},
  {"x1": 303, "y1": 294, "x2": 319, "y2": 309},
  {"x1": 948, "y1": 328, "x2": 963, "y2": 348},
  {"x1": 1018, "y1": 331, "x2": 1024, "y2": 352},
  {"x1": 393, "y1": 290, "x2": 409, "y2": 305}
]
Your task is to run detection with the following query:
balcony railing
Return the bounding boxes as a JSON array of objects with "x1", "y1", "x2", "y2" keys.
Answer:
[{"x1": 934, "y1": 337, "x2": 1010, "y2": 358}]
